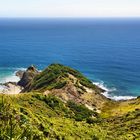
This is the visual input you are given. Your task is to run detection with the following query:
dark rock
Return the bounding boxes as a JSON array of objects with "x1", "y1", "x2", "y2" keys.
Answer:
[
  {"x1": 17, "y1": 65, "x2": 39, "y2": 88},
  {"x1": 3, "y1": 82, "x2": 17, "y2": 87},
  {"x1": 137, "y1": 96, "x2": 140, "y2": 99},
  {"x1": 16, "y1": 70, "x2": 25, "y2": 79}
]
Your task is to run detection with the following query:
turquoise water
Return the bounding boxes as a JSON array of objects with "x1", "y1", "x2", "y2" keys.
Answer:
[{"x1": 0, "y1": 18, "x2": 140, "y2": 99}]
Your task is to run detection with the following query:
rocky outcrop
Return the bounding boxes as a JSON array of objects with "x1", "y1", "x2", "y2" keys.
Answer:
[
  {"x1": 16, "y1": 70, "x2": 25, "y2": 79},
  {"x1": 17, "y1": 65, "x2": 39, "y2": 88}
]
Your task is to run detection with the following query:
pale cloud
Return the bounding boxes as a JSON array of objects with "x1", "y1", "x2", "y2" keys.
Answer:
[{"x1": 0, "y1": 0, "x2": 139, "y2": 17}]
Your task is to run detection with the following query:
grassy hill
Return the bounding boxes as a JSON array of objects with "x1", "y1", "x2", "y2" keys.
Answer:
[
  {"x1": 0, "y1": 64, "x2": 140, "y2": 140},
  {"x1": 23, "y1": 64, "x2": 109, "y2": 111},
  {"x1": 1, "y1": 93, "x2": 140, "y2": 140},
  {"x1": 24, "y1": 64, "x2": 103, "y2": 92}
]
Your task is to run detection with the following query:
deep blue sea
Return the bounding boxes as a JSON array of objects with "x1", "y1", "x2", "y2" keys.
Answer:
[{"x1": 0, "y1": 18, "x2": 140, "y2": 100}]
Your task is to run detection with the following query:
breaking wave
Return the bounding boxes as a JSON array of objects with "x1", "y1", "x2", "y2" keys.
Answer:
[
  {"x1": 93, "y1": 81, "x2": 137, "y2": 101},
  {"x1": 0, "y1": 67, "x2": 26, "y2": 92},
  {"x1": 0, "y1": 68, "x2": 26, "y2": 83}
]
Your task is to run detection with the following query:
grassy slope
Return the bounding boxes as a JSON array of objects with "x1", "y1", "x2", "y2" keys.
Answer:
[
  {"x1": 25, "y1": 64, "x2": 102, "y2": 92},
  {"x1": 1, "y1": 93, "x2": 140, "y2": 140},
  {"x1": 23, "y1": 63, "x2": 108, "y2": 111},
  {"x1": 1, "y1": 64, "x2": 140, "y2": 139},
  {"x1": 0, "y1": 93, "x2": 105, "y2": 140},
  {"x1": 101, "y1": 98, "x2": 140, "y2": 118}
]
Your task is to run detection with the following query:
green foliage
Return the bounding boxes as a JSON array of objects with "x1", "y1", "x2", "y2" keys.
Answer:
[
  {"x1": 44, "y1": 95, "x2": 63, "y2": 109},
  {"x1": 67, "y1": 101, "x2": 94, "y2": 121},
  {"x1": 33, "y1": 94, "x2": 95, "y2": 120},
  {"x1": 27, "y1": 64, "x2": 100, "y2": 92},
  {"x1": 0, "y1": 93, "x2": 106, "y2": 139},
  {"x1": 33, "y1": 94, "x2": 69, "y2": 116},
  {"x1": 2, "y1": 64, "x2": 140, "y2": 139},
  {"x1": 86, "y1": 117, "x2": 97, "y2": 124},
  {"x1": 47, "y1": 81, "x2": 67, "y2": 90},
  {"x1": 0, "y1": 95, "x2": 44, "y2": 140},
  {"x1": 1, "y1": 92, "x2": 140, "y2": 139}
]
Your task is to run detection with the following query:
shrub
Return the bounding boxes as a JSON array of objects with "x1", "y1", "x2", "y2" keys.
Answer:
[
  {"x1": 44, "y1": 95, "x2": 61, "y2": 109},
  {"x1": 67, "y1": 101, "x2": 94, "y2": 121}
]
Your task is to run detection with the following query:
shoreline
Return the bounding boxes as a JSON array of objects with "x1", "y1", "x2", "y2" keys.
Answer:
[
  {"x1": 93, "y1": 82, "x2": 137, "y2": 101},
  {"x1": 0, "y1": 82, "x2": 22, "y2": 94},
  {"x1": 0, "y1": 69, "x2": 138, "y2": 101}
]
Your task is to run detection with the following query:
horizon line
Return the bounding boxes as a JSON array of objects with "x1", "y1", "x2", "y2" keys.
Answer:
[
  {"x1": 0, "y1": 16, "x2": 140, "y2": 18},
  {"x1": 0, "y1": 16, "x2": 140, "y2": 19}
]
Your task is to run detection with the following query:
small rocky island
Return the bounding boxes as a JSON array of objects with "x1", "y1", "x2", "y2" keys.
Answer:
[{"x1": 0, "y1": 64, "x2": 140, "y2": 139}]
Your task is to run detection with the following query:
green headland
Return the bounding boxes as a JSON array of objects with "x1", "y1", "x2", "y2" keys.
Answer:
[{"x1": 0, "y1": 64, "x2": 140, "y2": 140}]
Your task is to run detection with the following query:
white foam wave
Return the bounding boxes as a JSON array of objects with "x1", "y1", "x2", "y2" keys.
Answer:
[
  {"x1": 93, "y1": 81, "x2": 116, "y2": 92},
  {"x1": 0, "y1": 74, "x2": 20, "y2": 83},
  {"x1": 0, "y1": 67, "x2": 26, "y2": 84},
  {"x1": 109, "y1": 95, "x2": 137, "y2": 101},
  {"x1": 0, "y1": 67, "x2": 26, "y2": 93},
  {"x1": 93, "y1": 81, "x2": 137, "y2": 101}
]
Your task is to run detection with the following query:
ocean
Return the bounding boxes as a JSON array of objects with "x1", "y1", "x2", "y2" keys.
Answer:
[{"x1": 0, "y1": 18, "x2": 140, "y2": 100}]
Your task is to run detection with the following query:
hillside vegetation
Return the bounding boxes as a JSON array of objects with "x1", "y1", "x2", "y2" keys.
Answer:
[
  {"x1": 1, "y1": 93, "x2": 140, "y2": 140},
  {"x1": 24, "y1": 64, "x2": 103, "y2": 92},
  {"x1": 0, "y1": 64, "x2": 140, "y2": 140},
  {"x1": 23, "y1": 64, "x2": 109, "y2": 111}
]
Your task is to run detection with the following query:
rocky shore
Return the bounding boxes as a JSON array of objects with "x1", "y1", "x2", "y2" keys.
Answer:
[
  {"x1": 0, "y1": 65, "x2": 39, "y2": 94},
  {"x1": 1, "y1": 82, "x2": 23, "y2": 94}
]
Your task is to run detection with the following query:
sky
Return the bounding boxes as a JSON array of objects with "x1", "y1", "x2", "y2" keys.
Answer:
[{"x1": 0, "y1": 0, "x2": 140, "y2": 17}]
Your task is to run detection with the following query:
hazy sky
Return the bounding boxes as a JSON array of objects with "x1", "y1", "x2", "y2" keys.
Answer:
[{"x1": 0, "y1": 0, "x2": 140, "y2": 17}]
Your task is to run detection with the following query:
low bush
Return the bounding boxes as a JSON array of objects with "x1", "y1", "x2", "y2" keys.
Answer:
[{"x1": 67, "y1": 101, "x2": 94, "y2": 121}]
